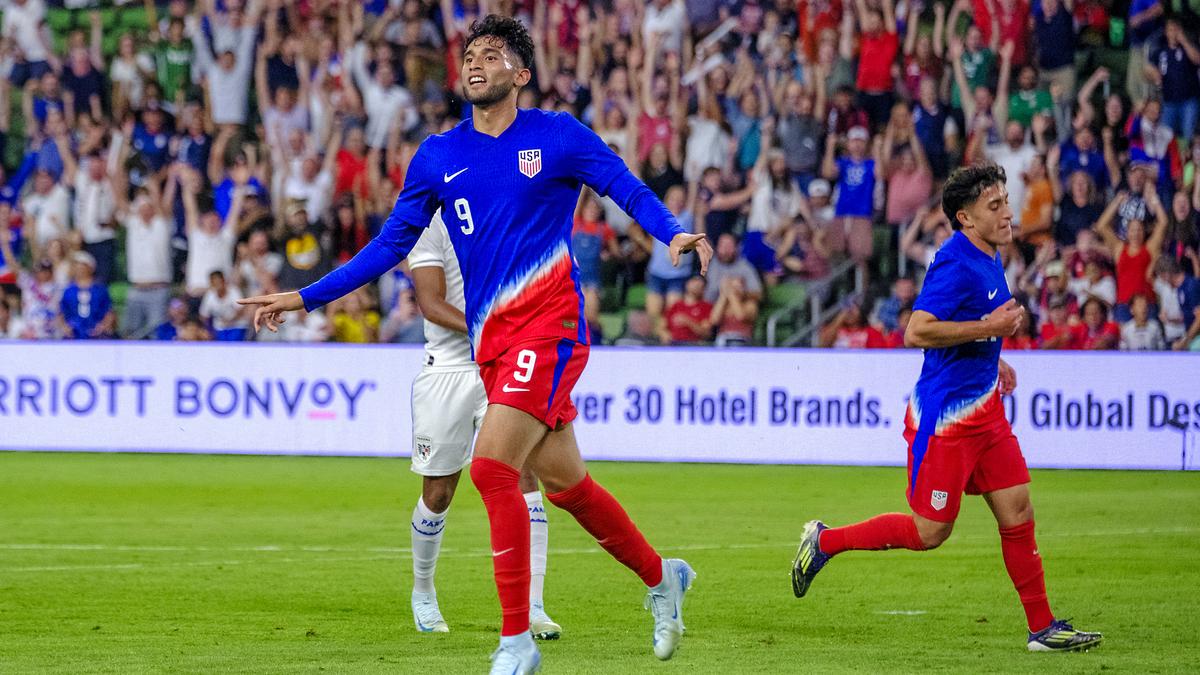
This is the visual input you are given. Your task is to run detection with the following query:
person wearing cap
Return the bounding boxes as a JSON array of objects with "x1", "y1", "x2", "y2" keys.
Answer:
[
  {"x1": 59, "y1": 250, "x2": 114, "y2": 340},
  {"x1": 822, "y1": 124, "x2": 881, "y2": 284},
  {"x1": 1036, "y1": 259, "x2": 1078, "y2": 322},
  {"x1": 1037, "y1": 292, "x2": 1084, "y2": 349},
  {"x1": 278, "y1": 201, "x2": 332, "y2": 292}
]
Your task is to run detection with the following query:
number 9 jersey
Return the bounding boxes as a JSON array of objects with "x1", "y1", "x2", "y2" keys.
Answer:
[{"x1": 299, "y1": 108, "x2": 685, "y2": 427}]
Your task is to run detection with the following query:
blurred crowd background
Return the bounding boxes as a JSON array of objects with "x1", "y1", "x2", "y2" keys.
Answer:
[{"x1": 0, "y1": 0, "x2": 1197, "y2": 351}]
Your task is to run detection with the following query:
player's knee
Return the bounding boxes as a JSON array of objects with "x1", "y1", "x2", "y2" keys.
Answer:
[
  {"x1": 422, "y1": 484, "x2": 455, "y2": 514},
  {"x1": 916, "y1": 520, "x2": 954, "y2": 549}
]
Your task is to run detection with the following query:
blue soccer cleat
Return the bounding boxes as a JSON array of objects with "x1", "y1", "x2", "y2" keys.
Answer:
[
  {"x1": 791, "y1": 520, "x2": 830, "y2": 598},
  {"x1": 1027, "y1": 618, "x2": 1103, "y2": 652}
]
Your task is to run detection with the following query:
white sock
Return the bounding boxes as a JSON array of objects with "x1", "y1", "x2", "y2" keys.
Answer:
[
  {"x1": 500, "y1": 630, "x2": 533, "y2": 648},
  {"x1": 525, "y1": 490, "x2": 548, "y2": 607},
  {"x1": 411, "y1": 497, "x2": 447, "y2": 595}
]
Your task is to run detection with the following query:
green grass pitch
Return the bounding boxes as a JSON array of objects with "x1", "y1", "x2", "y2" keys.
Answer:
[{"x1": 1, "y1": 452, "x2": 1197, "y2": 673}]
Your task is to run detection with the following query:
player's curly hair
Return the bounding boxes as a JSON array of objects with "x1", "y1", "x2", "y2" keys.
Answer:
[
  {"x1": 942, "y1": 163, "x2": 1007, "y2": 230},
  {"x1": 464, "y1": 15, "x2": 535, "y2": 72}
]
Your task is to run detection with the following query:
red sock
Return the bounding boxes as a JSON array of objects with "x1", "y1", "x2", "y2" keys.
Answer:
[
  {"x1": 546, "y1": 474, "x2": 663, "y2": 587},
  {"x1": 818, "y1": 513, "x2": 926, "y2": 555},
  {"x1": 469, "y1": 457, "x2": 530, "y2": 636},
  {"x1": 999, "y1": 520, "x2": 1054, "y2": 633}
]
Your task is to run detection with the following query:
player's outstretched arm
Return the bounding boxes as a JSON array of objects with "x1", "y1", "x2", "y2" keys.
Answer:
[
  {"x1": 905, "y1": 299, "x2": 1024, "y2": 349},
  {"x1": 240, "y1": 145, "x2": 440, "y2": 332},
  {"x1": 563, "y1": 114, "x2": 712, "y2": 273}
]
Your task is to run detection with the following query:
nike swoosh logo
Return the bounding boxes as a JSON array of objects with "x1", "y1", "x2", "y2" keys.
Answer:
[
  {"x1": 492, "y1": 547, "x2": 514, "y2": 557},
  {"x1": 988, "y1": 289, "x2": 998, "y2": 300},
  {"x1": 502, "y1": 384, "x2": 530, "y2": 393},
  {"x1": 443, "y1": 168, "x2": 468, "y2": 182}
]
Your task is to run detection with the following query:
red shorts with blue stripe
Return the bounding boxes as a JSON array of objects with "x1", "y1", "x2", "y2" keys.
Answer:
[
  {"x1": 478, "y1": 337, "x2": 589, "y2": 429},
  {"x1": 904, "y1": 424, "x2": 1031, "y2": 523}
]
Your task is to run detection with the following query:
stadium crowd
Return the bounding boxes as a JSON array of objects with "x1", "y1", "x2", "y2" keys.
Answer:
[{"x1": 0, "y1": 0, "x2": 1197, "y2": 350}]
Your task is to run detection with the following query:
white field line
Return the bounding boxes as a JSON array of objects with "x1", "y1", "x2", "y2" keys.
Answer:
[
  {"x1": 0, "y1": 542, "x2": 785, "y2": 573},
  {"x1": 1, "y1": 526, "x2": 1196, "y2": 573}
]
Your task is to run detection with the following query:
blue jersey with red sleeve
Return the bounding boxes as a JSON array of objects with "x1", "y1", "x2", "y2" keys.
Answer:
[
  {"x1": 299, "y1": 108, "x2": 684, "y2": 362},
  {"x1": 906, "y1": 231, "x2": 1011, "y2": 438}
]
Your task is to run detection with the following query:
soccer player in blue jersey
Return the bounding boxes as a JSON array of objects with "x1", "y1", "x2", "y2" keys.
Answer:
[
  {"x1": 239, "y1": 15, "x2": 711, "y2": 674},
  {"x1": 791, "y1": 164, "x2": 1102, "y2": 653}
]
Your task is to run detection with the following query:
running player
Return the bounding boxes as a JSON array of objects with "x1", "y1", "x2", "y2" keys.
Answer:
[
  {"x1": 791, "y1": 164, "x2": 1102, "y2": 652},
  {"x1": 406, "y1": 211, "x2": 560, "y2": 640},
  {"x1": 239, "y1": 15, "x2": 712, "y2": 674}
]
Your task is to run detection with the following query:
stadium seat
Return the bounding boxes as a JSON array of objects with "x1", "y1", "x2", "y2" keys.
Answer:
[
  {"x1": 46, "y1": 8, "x2": 74, "y2": 34},
  {"x1": 118, "y1": 7, "x2": 150, "y2": 31},
  {"x1": 766, "y1": 282, "x2": 807, "y2": 311},
  {"x1": 625, "y1": 283, "x2": 647, "y2": 310},
  {"x1": 109, "y1": 282, "x2": 129, "y2": 321},
  {"x1": 598, "y1": 311, "x2": 625, "y2": 344}
]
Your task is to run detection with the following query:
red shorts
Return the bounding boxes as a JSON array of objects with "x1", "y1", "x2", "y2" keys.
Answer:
[
  {"x1": 478, "y1": 337, "x2": 589, "y2": 429},
  {"x1": 904, "y1": 425, "x2": 1031, "y2": 523}
]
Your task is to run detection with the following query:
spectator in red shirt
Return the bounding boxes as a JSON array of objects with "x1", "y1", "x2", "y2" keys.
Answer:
[
  {"x1": 972, "y1": 0, "x2": 1031, "y2": 65},
  {"x1": 1079, "y1": 297, "x2": 1121, "y2": 349},
  {"x1": 853, "y1": 0, "x2": 899, "y2": 130},
  {"x1": 1096, "y1": 189, "x2": 1168, "y2": 322},
  {"x1": 819, "y1": 293, "x2": 887, "y2": 348},
  {"x1": 661, "y1": 275, "x2": 713, "y2": 345},
  {"x1": 1038, "y1": 294, "x2": 1085, "y2": 349}
]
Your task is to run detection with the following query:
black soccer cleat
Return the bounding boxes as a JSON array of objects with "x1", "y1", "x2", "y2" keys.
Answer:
[
  {"x1": 791, "y1": 520, "x2": 831, "y2": 598},
  {"x1": 1027, "y1": 618, "x2": 1103, "y2": 652}
]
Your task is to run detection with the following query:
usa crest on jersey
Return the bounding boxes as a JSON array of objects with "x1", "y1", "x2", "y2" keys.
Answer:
[{"x1": 518, "y1": 149, "x2": 542, "y2": 178}]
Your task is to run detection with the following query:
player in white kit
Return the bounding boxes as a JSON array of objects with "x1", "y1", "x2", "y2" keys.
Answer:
[{"x1": 407, "y1": 212, "x2": 561, "y2": 639}]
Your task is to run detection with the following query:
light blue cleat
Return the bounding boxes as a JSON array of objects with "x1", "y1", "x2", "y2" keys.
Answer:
[
  {"x1": 644, "y1": 558, "x2": 696, "y2": 660},
  {"x1": 411, "y1": 591, "x2": 449, "y2": 633},
  {"x1": 489, "y1": 632, "x2": 541, "y2": 674}
]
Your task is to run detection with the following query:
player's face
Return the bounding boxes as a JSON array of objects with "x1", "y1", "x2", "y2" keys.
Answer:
[
  {"x1": 958, "y1": 182, "x2": 1013, "y2": 249},
  {"x1": 462, "y1": 38, "x2": 530, "y2": 107}
]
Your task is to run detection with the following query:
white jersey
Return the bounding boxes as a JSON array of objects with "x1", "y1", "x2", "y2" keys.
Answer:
[{"x1": 408, "y1": 211, "x2": 473, "y2": 367}]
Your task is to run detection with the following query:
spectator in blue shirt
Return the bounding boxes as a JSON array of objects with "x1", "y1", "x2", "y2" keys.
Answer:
[
  {"x1": 1128, "y1": 0, "x2": 1165, "y2": 99},
  {"x1": 1148, "y1": 19, "x2": 1200, "y2": 142},
  {"x1": 1034, "y1": 0, "x2": 1077, "y2": 100},
  {"x1": 60, "y1": 251, "x2": 115, "y2": 340}
]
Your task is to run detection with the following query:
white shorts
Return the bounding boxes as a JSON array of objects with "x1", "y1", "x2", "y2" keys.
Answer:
[{"x1": 410, "y1": 365, "x2": 488, "y2": 477}]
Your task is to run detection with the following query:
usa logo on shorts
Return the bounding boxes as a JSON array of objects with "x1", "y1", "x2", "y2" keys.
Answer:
[
  {"x1": 931, "y1": 490, "x2": 948, "y2": 511},
  {"x1": 518, "y1": 149, "x2": 542, "y2": 178}
]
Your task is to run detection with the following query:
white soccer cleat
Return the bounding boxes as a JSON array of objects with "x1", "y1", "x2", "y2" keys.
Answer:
[
  {"x1": 489, "y1": 632, "x2": 541, "y2": 674},
  {"x1": 529, "y1": 603, "x2": 562, "y2": 640},
  {"x1": 411, "y1": 591, "x2": 449, "y2": 633},
  {"x1": 644, "y1": 558, "x2": 696, "y2": 661}
]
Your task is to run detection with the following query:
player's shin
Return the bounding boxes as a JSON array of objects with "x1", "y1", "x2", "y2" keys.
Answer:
[
  {"x1": 546, "y1": 474, "x2": 663, "y2": 587},
  {"x1": 525, "y1": 491, "x2": 548, "y2": 606},
  {"x1": 470, "y1": 457, "x2": 532, "y2": 636},
  {"x1": 819, "y1": 513, "x2": 927, "y2": 555},
  {"x1": 411, "y1": 497, "x2": 448, "y2": 594},
  {"x1": 999, "y1": 520, "x2": 1054, "y2": 633}
]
